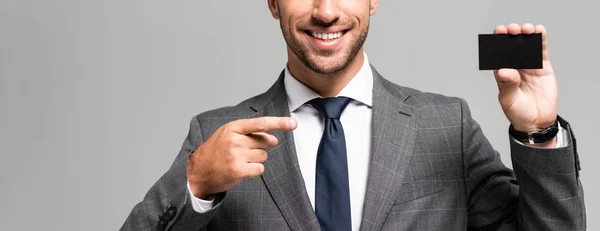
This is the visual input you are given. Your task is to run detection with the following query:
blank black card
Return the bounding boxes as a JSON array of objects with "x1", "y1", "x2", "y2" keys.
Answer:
[{"x1": 478, "y1": 33, "x2": 543, "y2": 70}]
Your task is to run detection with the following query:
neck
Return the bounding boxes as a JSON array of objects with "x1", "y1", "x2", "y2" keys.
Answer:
[{"x1": 287, "y1": 48, "x2": 365, "y2": 97}]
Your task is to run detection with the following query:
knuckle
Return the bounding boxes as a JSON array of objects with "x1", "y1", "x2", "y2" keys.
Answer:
[
  {"x1": 229, "y1": 164, "x2": 243, "y2": 178},
  {"x1": 224, "y1": 149, "x2": 236, "y2": 161},
  {"x1": 224, "y1": 123, "x2": 238, "y2": 133},
  {"x1": 223, "y1": 136, "x2": 235, "y2": 148},
  {"x1": 220, "y1": 126, "x2": 233, "y2": 135},
  {"x1": 254, "y1": 119, "x2": 267, "y2": 132},
  {"x1": 226, "y1": 135, "x2": 244, "y2": 148},
  {"x1": 221, "y1": 123, "x2": 232, "y2": 131}
]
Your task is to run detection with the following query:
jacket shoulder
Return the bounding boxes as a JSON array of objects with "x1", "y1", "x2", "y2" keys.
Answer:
[
  {"x1": 194, "y1": 92, "x2": 268, "y2": 120},
  {"x1": 384, "y1": 80, "x2": 467, "y2": 127},
  {"x1": 384, "y1": 79, "x2": 464, "y2": 109}
]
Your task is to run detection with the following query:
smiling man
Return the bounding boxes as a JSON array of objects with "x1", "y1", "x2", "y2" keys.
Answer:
[{"x1": 121, "y1": 0, "x2": 585, "y2": 230}]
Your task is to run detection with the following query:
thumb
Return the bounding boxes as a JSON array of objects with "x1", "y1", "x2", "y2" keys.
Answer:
[
  {"x1": 494, "y1": 68, "x2": 520, "y2": 109},
  {"x1": 494, "y1": 68, "x2": 521, "y2": 91}
]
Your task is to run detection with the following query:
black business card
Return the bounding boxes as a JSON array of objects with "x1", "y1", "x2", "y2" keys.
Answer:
[{"x1": 478, "y1": 33, "x2": 543, "y2": 70}]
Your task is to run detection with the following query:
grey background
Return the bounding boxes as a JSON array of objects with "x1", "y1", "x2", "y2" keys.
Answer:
[{"x1": 0, "y1": 0, "x2": 597, "y2": 230}]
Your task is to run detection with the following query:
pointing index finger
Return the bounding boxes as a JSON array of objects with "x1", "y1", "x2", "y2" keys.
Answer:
[{"x1": 228, "y1": 117, "x2": 297, "y2": 134}]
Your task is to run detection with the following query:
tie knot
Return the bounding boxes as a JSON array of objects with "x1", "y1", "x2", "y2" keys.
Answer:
[{"x1": 308, "y1": 97, "x2": 352, "y2": 119}]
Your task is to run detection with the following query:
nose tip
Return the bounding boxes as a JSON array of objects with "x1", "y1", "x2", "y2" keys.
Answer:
[{"x1": 312, "y1": 0, "x2": 340, "y2": 24}]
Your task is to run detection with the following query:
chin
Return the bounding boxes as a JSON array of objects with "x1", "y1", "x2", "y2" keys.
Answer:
[{"x1": 306, "y1": 51, "x2": 354, "y2": 74}]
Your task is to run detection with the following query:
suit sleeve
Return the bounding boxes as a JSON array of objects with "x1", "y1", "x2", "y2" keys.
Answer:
[
  {"x1": 120, "y1": 116, "x2": 224, "y2": 231},
  {"x1": 460, "y1": 99, "x2": 586, "y2": 231}
]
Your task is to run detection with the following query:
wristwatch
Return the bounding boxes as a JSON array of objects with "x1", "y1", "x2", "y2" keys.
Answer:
[{"x1": 509, "y1": 119, "x2": 559, "y2": 144}]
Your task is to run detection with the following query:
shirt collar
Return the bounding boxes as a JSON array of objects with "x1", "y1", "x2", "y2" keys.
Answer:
[{"x1": 284, "y1": 53, "x2": 374, "y2": 112}]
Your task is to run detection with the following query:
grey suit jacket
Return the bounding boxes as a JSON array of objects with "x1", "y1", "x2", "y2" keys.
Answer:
[{"x1": 121, "y1": 66, "x2": 585, "y2": 231}]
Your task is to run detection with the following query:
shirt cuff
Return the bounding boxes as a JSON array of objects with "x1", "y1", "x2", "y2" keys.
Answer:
[
  {"x1": 512, "y1": 121, "x2": 567, "y2": 148},
  {"x1": 187, "y1": 180, "x2": 215, "y2": 213},
  {"x1": 555, "y1": 121, "x2": 567, "y2": 148}
]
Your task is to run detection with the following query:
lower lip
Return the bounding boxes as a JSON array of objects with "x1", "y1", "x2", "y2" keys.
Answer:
[{"x1": 306, "y1": 32, "x2": 345, "y2": 50}]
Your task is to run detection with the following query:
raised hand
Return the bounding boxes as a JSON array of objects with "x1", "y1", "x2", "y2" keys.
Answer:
[
  {"x1": 493, "y1": 23, "x2": 558, "y2": 146},
  {"x1": 187, "y1": 117, "x2": 298, "y2": 199}
]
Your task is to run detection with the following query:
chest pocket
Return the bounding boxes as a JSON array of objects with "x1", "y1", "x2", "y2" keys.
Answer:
[{"x1": 393, "y1": 172, "x2": 445, "y2": 205}]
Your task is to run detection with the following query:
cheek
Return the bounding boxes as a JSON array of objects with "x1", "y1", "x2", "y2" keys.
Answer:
[
  {"x1": 343, "y1": 2, "x2": 371, "y2": 21},
  {"x1": 278, "y1": 1, "x2": 312, "y2": 20},
  {"x1": 279, "y1": 13, "x2": 307, "y2": 34}
]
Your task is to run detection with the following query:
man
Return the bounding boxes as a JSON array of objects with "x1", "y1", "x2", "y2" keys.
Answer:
[{"x1": 121, "y1": 0, "x2": 585, "y2": 230}]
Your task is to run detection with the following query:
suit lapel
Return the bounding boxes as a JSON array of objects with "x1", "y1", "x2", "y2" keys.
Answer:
[
  {"x1": 252, "y1": 73, "x2": 320, "y2": 231},
  {"x1": 359, "y1": 68, "x2": 420, "y2": 231},
  {"x1": 253, "y1": 68, "x2": 419, "y2": 231}
]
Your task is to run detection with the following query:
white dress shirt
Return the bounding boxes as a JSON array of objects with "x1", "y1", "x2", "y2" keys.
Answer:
[
  {"x1": 187, "y1": 53, "x2": 566, "y2": 231},
  {"x1": 284, "y1": 54, "x2": 373, "y2": 231}
]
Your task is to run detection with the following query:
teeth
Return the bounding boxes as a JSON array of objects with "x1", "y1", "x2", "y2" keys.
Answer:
[{"x1": 311, "y1": 31, "x2": 343, "y2": 40}]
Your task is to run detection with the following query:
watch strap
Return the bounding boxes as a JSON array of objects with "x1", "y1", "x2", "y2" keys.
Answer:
[{"x1": 509, "y1": 118, "x2": 559, "y2": 144}]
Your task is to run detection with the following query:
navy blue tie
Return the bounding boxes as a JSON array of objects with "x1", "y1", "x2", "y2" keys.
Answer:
[{"x1": 309, "y1": 97, "x2": 353, "y2": 231}]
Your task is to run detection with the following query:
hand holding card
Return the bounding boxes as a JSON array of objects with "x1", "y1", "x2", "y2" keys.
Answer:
[{"x1": 488, "y1": 23, "x2": 558, "y2": 147}]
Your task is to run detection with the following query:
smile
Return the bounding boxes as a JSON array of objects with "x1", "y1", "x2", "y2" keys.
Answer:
[
  {"x1": 303, "y1": 29, "x2": 349, "y2": 50},
  {"x1": 310, "y1": 31, "x2": 344, "y2": 40},
  {"x1": 305, "y1": 30, "x2": 348, "y2": 41}
]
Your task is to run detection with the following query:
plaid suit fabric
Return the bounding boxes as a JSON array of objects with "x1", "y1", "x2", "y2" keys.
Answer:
[{"x1": 121, "y1": 66, "x2": 585, "y2": 231}]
